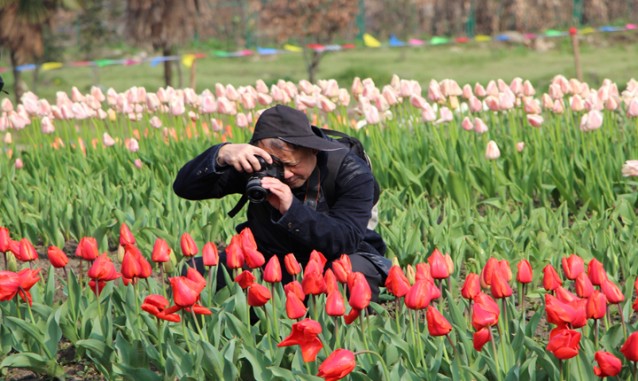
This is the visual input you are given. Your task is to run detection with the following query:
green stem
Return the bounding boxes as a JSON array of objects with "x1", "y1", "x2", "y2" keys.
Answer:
[
  {"x1": 181, "y1": 313, "x2": 194, "y2": 353},
  {"x1": 618, "y1": 303, "x2": 627, "y2": 340},
  {"x1": 189, "y1": 309, "x2": 205, "y2": 339},
  {"x1": 354, "y1": 350, "x2": 391, "y2": 381},
  {"x1": 490, "y1": 325, "x2": 502, "y2": 381}
]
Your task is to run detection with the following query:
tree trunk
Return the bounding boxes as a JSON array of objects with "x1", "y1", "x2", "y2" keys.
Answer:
[
  {"x1": 162, "y1": 46, "x2": 173, "y2": 87},
  {"x1": 306, "y1": 50, "x2": 323, "y2": 83},
  {"x1": 10, "y1": 49, "x2": 23, "y2": 103}
]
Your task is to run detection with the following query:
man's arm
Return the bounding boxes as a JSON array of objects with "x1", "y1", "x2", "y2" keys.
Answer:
[{"x1": 173, "y1": 143, "x2": 276, "y2": 200}]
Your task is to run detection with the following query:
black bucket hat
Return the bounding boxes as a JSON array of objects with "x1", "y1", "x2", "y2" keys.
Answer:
[{"x1": 250, "y1": 105, "x2": 344, "y2": 151}]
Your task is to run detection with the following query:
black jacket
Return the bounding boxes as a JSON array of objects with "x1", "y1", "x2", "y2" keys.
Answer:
[{"x1": 173, "y1": 144, "x2": 386, "y2": 266}]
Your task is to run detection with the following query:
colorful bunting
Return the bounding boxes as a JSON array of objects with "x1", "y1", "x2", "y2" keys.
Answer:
[
  {"x1": 1, "y1": 24, "x2": 635, "y2": 74},
  {"x1": 363, "y1": 33, "x2": 381, "y2": 48}
]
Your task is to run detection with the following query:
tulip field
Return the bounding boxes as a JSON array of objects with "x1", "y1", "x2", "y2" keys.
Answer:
[{"x1": 3, "y1": 75, "x2": 638, "y2": 380}]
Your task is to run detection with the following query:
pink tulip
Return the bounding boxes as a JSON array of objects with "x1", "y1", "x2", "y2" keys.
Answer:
[
  {"x1": 474, "y1": 117, "x2": 488, "y2": 134},
  {"x1": 527, "y1": 114, "x2": 544, "y2": 127},
  {"x1": 102, "y1": 132, "x2": 115, "y2": 147},
  {"x1": 485, "y1": 140, "x2": 500, "y2": 160},
  {"x1": 580, "y1": 110, "x2": 603, "y2": 132},
  {"x1": 622, "y1": 160, "x2": 638, "y2": 177}
]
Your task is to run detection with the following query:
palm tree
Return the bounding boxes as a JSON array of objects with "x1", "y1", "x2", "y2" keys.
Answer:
[
  {"x1": 0, "y1": 0, "x2": 77, "y2": 101},
  {"x1": 126, "y1": 0, "x2": 200, "y2": 87}
]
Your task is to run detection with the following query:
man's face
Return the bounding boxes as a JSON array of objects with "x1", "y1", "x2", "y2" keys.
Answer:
[{"x1": 257, "y1": 141, "x2": 317, "y2": 189}]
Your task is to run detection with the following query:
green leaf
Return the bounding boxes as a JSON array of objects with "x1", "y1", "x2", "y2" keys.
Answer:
[
  {"x1": 44, "y1": 309, "x2": 63, "y2": 360},
  {"x1": 199, "y1": 340, "x2": 225, "y2": 380},
  {"x1": 239, "y1": 344, "x2": 271, "y2": 381}
]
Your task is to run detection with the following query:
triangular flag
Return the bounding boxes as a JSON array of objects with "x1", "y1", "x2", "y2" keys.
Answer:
[
  {"x1": 182, "y1": 54, "x2": 196, "y2": 68},
  {"x1": 41, "y1": 62, "x2": 63, "y2": 71},
  {"x1": 363, "y1": 33, "x2": 381, "y2": 48},
  {"x1": 283, "y1": 44, "x2": 303, "y2": 52}
]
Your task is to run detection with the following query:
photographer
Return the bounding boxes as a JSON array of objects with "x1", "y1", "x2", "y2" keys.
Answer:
[{"x1": 173, "y1": 105, "x2": 390, "y2": 300}]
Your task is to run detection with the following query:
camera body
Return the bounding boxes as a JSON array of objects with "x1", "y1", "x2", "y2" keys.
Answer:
[{"x1": 245, "y1": 156, "x2": 285, "y2": 203}]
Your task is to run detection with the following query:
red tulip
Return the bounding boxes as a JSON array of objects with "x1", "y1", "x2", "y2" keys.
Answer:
[
  {"x1": 331, "y1": 254, "x2": 351, "y2": 284},
  {"x1": 302, "y1": 270, "x2": 327, "y2": 296},
  {"x1": 16, "y1": 268, "x2": 40, "y2": 305},
  {"x1": 284, "y1": 253, "x2": 301, "y2": 275},
  {"x1": 234, "y1": 270, "x2": 255, "y2": 289},
  {"x1": 574, "y1": 273, "x2": 594, "y2": 298},
  {"x1": 542, "y1": 264, "x2": 563, "y2": 291},
  {"x1": 546, "y1": 327, "x2": 581, "y2": 360},
  {"x1": 405, "y1": 280, "x2": 434, "y2": 310},
  {"x1": 555, "y1": 286, "x2": 578, "y2": 303},
  {"x1": 76, "y1": 237, "x2": 99, "y2": 261},
  {"x1": 119, "y1": 223, "x2": 136, "y2": 247},
  {"x1": 415, "y1": 263, "x2": 432, "y2": 283},
  {"x1": 593, "y1": 351, "x2": 622, "y2": 377},
  {"x1": 587, "y1": 258, "x2": 607, "y2": 286},
  {"x1": 544, "y1": 294, "x2": 587, "y2": 328},
  {"x1": 324, "y1": 269, "x2": 339, "y2": 294},
  {"x1": 601, "y1": 279, "x2": 624, "y2": 304},
  {"x1": 473, "y1": 327, "x2": 491, "y2": 351},
  {"x1": 347, "y1": 272, "x2": 371, "y2": 311},
  {"x1": 621, "y1": 331, "x2": 638, "y2": 362},
  {"x1": 561, "y1": 254, "x2": 584, "y2": 280},
  {"x1": 317, "y1": 349, "x2": 356, "y2": 381},
  {"x1": 305, "y1": 258, "x2": 323, "y2": 276},
  {"x1": 141, "y1": 294, "x2": 181, "y2": 322},
  {"x1": 326, "y1": 291, "x2": 345, "y2": 317},
  {"x1": 247, "y1": 283, "x2": 271, "y2": 307},
  {"x1": 180, "y1": 232, "x2": 198, "y2": 257},
  {"x1": 344, "y1": 308, "x2": 360, "y2": 324},
  {"x1": 121, "y1": 245, "x2": 152, "y2": 284},
  {"x1": 278, "y1": 318, "x2": 323, "y2": 362},
  {"x1": 88, "y1": 254, "x2": 121, "y2": 282},
  {"x1": 516, "y1": 259, "x2": 533, "y2": 284},
  {"x1": 263, "y1": 255, "x2": 282, "y2": 283},
  {"x1": 285, "y1": 291, "x2": 307, "y2": 319},
  {"x1": 0, "y1": 270, "x2": 20, "y2": 301},
  {"x1": 47, "y1": 245, "x2": 69, "y2": 268},
  {"x1": 240, "y1": 228, "x2": 265, "y2": 268},
  {"x1": 426, "y1": 305, "x2": 452, "y2": 336},
  {"x1": 151, "y1": 238, "x2": 171, "y2": 263},
  {"x1": 586, "y1": 290, "x2": 607, "y2": 320},
  {"x1": 480, "y1": 258, "x2": 499, "y2": 288},
  {"x1": 169, "y1": 275, "x2": 205, "y2": 308},
  {"x1": 202, "y1": 242, "x2": 219, "y2": 267},
  {"x1": 185, "y1": 267, "x2": 207, "y2": 289},
  {"x1": 7, "y1": 239, "x2": 19, "y2": 258},
  {"x1": 471, "y1": 292, "x2": 500, "y2": 330},
  {"x1": 277, "y1": 280, "x2": 301, "y2": 301},
  {"x1": 490, "y1": 270, "x2": 512, "y2": 299},
  {"x1": 0, "y1": 227, "x2": 10, "y2": 253},
  {"x1": 427, "y1": 248, "x2": 449, "y2": 279},
  {"x1": 309, "y1": 250, "x2": 327, "y2": 269},
  {"x1": 498, "y1": 260, "x2": 512, "y2": 281},
  {"x1": 16, "y1": 238, "x2": 38, "y2": 262},
  {"x1": 461, "y1": 273, "x2": 481, "y2": 300},
  {"x1": 385, "y1": 265, "x2": 411, "y2": 298},
  {"x1": 225, "y1": 235, "x2": 244, "y2": 269}
]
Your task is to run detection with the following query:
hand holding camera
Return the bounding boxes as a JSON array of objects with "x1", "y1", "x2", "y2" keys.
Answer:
[
  {"x1": 216, "y1": 143, "x2": 273, "y2": 173},
  {"x1": 217, "y1": 144, "x2": 291, "y2": 212}
]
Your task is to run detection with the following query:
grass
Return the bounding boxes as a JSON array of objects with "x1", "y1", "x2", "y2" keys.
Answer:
[{"x1": 4, "y1": 31, "x2": 638, "y2": 102}]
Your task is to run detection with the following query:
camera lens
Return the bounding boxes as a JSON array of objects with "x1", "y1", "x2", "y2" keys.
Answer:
[{"x1": 246, "y1": 177, "x2": 268, "y2": 203}]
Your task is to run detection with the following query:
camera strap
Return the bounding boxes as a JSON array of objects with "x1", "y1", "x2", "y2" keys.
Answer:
[{"x1": 228, "y1": 194, "x2": 248, "y2": 218}]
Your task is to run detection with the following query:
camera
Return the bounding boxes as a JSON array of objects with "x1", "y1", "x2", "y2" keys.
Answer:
[{"x1": 245, "y1": 155, "x2": 284, "y2": 203}]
